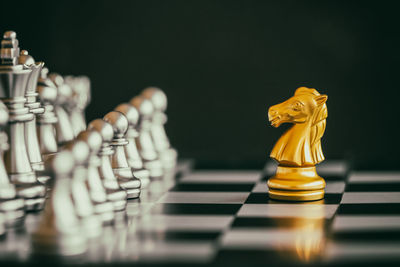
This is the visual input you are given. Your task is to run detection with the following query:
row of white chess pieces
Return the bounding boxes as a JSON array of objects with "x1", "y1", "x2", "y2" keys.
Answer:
[
  {"x1": 1, "y1": 79, "x2": 177, "y2": 256},
  {"x1": 41, "y1": 88, "x2": 178, "y2": 257},
  {"x1": 0, "y1": 31, "x2": 177, "y2": 256}
]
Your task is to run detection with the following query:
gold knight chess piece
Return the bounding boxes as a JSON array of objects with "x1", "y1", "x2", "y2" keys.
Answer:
[{"x1": 267, "y1": 87, "x2": 328, "y2": 201}]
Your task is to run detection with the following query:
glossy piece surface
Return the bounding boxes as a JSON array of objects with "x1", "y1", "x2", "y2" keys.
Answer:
[{"x1": 267, "y1": 87, "x2": 328, "y2": 201}]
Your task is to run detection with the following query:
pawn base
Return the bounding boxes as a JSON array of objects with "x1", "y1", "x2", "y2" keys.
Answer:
[
  {"x1": 132, "y1": 168, "x2": 150, "y2": 189},
  {"x1": 37, "y1": 175, "x2": 51, "y2": 185},
  {"x1": 125, "y1": 188, "x2": 140, "y2": 199},
  {"x1": 24, "y1": 197, "x2": 46, "y2": 211},
  {"x1": 93, "y1": 201, "x2": 114, "y2": 225},
  {"x1": 144, "y1": 159, "x2": 164, "y2": 179},
  {"x1": 159, "y1": 148, "x2": 178, "y2": 170},
  {"x1": 105, "y1": 188, "x2": 127, "y2": 211},
  {"x1": 0, "y1": 198, "x2": 25, "y2": 227},
  {"x1": 15, "y1": 183, "x2": 47, "y2": 199},
  {"x1": 117, "y1": 177, "x2": 141, "y2": 199}
]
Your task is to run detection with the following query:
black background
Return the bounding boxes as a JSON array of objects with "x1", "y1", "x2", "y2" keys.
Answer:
[{"x1": 1, "y1": 0, "x2": 399, "y2": 168}]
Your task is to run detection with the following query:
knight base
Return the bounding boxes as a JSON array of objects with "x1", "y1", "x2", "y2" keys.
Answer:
[{"x1": 267, "y1": 165, "x2": 326, "y2": 201}]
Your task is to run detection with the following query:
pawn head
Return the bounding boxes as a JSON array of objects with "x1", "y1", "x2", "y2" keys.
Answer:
[
  {"x1": 142, "y1": 87, "x2": 167, "y2": 112},
  {"x1": 48, "y1": 151, "x2": 75, "y2": 175},
  {"x1": 114, "y1": 103, "x2": 139, "y2": 127},
  {"x1": 48, "y1": 73, "x2": 64, "y2": 88},
  {"x1": 48, "y1": 73, "x2": 73, "y2": 105},
  {"x1": 37, "y1": 82, "x2": 57, "y2": 104},
  {"x1": 103, "y1": 111, "x2": 128, "y2": 139},
  {"x1": 63, "y1": 140, "x2": 90, "y2": 165},
  {"x1": 77, "y1": 130, "x2": 103, "y2": 153},
  {"x1": 88, "y1": 119, "x2": 114, "y2": 143},
  {"x1": 18, "y1": 50, "x2": 35, "y2": 66},
  {"x1": 129, "y1": 96, "x2": 154, "y2": 120}
]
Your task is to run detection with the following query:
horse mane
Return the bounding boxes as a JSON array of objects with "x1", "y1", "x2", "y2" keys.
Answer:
[{"x1": 294, "y1": 87, "x2": 328, "y2": 164}]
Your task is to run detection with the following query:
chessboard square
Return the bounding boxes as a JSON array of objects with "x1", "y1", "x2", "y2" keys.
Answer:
[
  {"x1": 325, "y1": 181, "x2": 346, "y2": 193},
  {"x1": 264, "y1": 161, "x2": 277, "y2": 176},
  {"x1": 346, "y1": 183, "x2": 400, "y2": 192},
  {"x1": 341, "y1": 192, "x2": 400, "y2": 204},
  {"x1": 252, "y1": 181, "x2": 268, "y2": 192},
  {"x1": 231, "y1": 216, "x2": 329, "y2": 229},
  {"x1": 154, "y1": 231, "x2": 222, "y2": 242},
  {"x1": 181, "y1": 171, "x2": 261, "y2": 183},
  {"x1": 333, "y1": 230, "x2": 400, "y2": 242},
  {"x1": 158, "y1": 192, "x2": 249, "y2": 204},
  {"x1": 171, "y1": 183, "x2": 254, "y2": 192},
  {"x1": 220, "y1": 228, "x2": 323, "y2": 250},
  {"x1": 332, "y1": 215, "x2": 400, "y2": 231},
  {"x1": 238, "y1": 204, "x2": 338, "y2": 219},
  {"x1": 349, "y1": 172, "x2": 400, "y2": 183},
  {"x1": 175, "y1": 159, "x2": 195, "y2": 177},
  {"x1": 337, "y1": 204, "x2": 400, "y2": 215},
  {"x1": 126, "y1": 241, "x2": 215, "y2": 263},
  {"x1": 126, "y1": 202, "x2": 154, "y2": 217},
  {"x1": 324, "y1": 240, "x2": 400, "y2": 263},
  {"x1": 136, "y1": 215, "x2": 234, "y2": 232},
  {"x1": 320, "y1": 193, "x2": 343, "y2": 204},
  {"x1": 150, "y1": 203, "x2": 242, "y2": 215},
  {"x1": 322, "y1": 174, "x2": 347, "y2": 181},
  {"x1": 317, "y1": 160, "x2": 348, "y2": 176},
  {"x1": 214, "y1": 249, "x2": 284, "y2": 265},
  {"x1": 245, "y1": 192, "x2": 269, "y2": 203}
]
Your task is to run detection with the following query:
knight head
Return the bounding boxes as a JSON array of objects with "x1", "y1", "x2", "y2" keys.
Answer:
[{"x1": 268, "y1": 87, "x2": 327, "y2": 128}]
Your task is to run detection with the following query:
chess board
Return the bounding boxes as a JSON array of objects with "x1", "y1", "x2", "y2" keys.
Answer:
[{"x1": 0, "y1": 159, "x2": 399, "y2": 266}]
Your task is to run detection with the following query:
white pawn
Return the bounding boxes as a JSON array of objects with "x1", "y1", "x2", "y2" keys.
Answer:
[
  {"x1": 64, "y1": 140, "x2": 102, "y2": 239},
  {"x1": 130, "y1": 96, "x2": 164, "y2": 179},
  {"x1": 77, "y1": 130, "x2": 114, "y2": 224},
  {"x1": 48, "y1": 73, "x2": 75, "y2": 145},
  {"x1": 64, "y1": 76, "x2": 91, "y2": 136},
  {"x1": 142, "y1": 87, "x2": 177, "y2": 170},
  {"x1": 36, "y1": 67, "x2": 58, "y2": 161},
  {"x1": 31, "y1": 151, "x2": 87, "y2": 256},
  {"x1": 88, "y1": 119, "x2": 127, "y2": 211},
  {"x1": 103, "y1": 111, "x2": 141, "y2": 199},
  {"x1": 114, "y1": 103, "x2": 150, "y2": 188}
]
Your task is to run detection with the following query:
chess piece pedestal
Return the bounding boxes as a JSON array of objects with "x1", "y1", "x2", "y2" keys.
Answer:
[
  {"x1": 267, "y1": 165, "x2": 325, "y2": 201},
  {"x1": 111, "y1": 141, "x2": 141, "y2": 199},
  {"x1": 98, "y1": 146, "x2": 128, "y2": 211}
]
